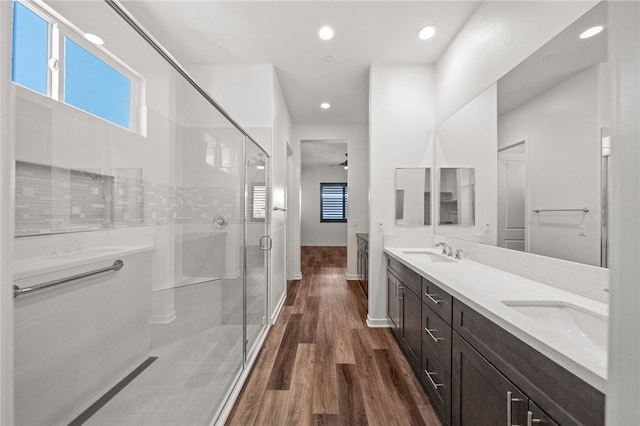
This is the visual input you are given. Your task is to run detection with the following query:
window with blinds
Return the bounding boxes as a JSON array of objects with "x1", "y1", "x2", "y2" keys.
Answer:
[
  {"x1": 320, "y1": 183, "x2": 348, "y2": 223},
  {"x1": 251, "y1": 183, "x2": 267, "y2": 222}
]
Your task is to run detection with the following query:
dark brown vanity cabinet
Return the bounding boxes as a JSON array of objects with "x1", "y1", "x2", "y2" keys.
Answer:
[
  {"x1": 387, "y1": 258, "x2": 423, "y2": 369},
  {"x1": 420, "y1": 277, "x2": 453, "y2": 425},
  {"x1": 452, "y1": 333, "x2": 528, "y2": 426},
  {"x1": 453, "y1": 300, "x2": 603, "y2": 426},
  {"x1": 386, "y1": 255, "x2": 604, "y2": 426}
]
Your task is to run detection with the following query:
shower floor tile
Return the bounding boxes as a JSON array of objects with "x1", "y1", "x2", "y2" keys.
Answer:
[{"x1": 83, "y1": 324, "x2": 244, "y2": 426}]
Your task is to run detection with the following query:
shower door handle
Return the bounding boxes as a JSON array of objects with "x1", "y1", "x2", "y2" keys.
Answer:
[{"x1": 260, "y1": 235, "x2": 272, "y2": 251}]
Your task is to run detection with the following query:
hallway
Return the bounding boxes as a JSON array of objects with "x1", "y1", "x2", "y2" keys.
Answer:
[{"x1": 227, "y1": 246, "x2": 440, "y2": 425}]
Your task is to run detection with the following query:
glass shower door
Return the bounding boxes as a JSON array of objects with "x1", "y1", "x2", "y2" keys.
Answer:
[{"x1": 245, "y1": 140, "x2": 269, "y2": 358}]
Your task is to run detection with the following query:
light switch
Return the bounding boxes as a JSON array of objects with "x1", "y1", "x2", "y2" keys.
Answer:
[
  {"x1": 579, "y1": 225, "x2": 587, "y2": 236},
  {"x1": 377, "y1": 220, "x2": 384, "y2": 232}
]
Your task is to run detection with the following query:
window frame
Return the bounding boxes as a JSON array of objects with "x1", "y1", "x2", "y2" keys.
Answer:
[
  {"x1": 249, "y1": 182, "x2": 267, "y2": 223},
  {"x1": 11, "y1": 0, "x2": 145, "y2": 134},
  {"x1": 320, "y1": 182, "x2": 348, "y2": 223}
]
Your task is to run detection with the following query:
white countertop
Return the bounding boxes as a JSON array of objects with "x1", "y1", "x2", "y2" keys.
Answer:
[
  {"x1": 384, "y1": 246, "x2": 608, "y2": 392},
  {"x1": 14, "y1": 245, "x2": 154, "y2": 282}
]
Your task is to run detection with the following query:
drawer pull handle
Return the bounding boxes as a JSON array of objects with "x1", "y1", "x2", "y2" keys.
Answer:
[
  {"x1": 506, "y1": 391, "x2": 524, "y2": 426},
  {"x1": 424, "y1": 370, "x2": 444, "y2": 389},
  {"x1": 527, "y1": 411, "x2": 542, "y2": 426},
  {"x1": 425, "y1": 327, "x2": 444, "y2": 342},
  {"x1": 424, "y1": 292, "x2": 443, "y2": 305}
]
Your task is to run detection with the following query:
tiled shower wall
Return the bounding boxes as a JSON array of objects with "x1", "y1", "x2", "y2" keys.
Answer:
[{"x1": 16, "y1": 161, "x2": 236, "y2": 237}]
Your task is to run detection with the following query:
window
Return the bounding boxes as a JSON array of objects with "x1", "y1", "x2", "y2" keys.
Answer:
[
  {"x1": 250, "y1": 183, "x2": 267, "y2": 222},
  {"x1": 12, "y1": 1, "x2": 49, "y2": 95},
  {"x1": 11, "y1": 0, "x2": 141, "y2": 131},
  {"x1": 320, "y1": 183, "x2": 348, "y2": 222},
  {"x1": 64, "y1": 38, "x2": 132, "y2": 129}
]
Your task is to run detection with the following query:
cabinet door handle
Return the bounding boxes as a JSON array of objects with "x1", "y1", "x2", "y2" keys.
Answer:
[
  {"x1": 424, "y1": 370, "x2": 444, "y2": 390},
  {"x1": 506, "y1": 391, "x2": 524, "y2": 426},
  {"x1": 424, "y1": 292, "x2": 443, "y2": 305},
  {"x1": 527, "y1": 411, "x2": 542, "y2": 426},
  {"x1": 424, "y1": 327, "x2": 444, "y2": 342}
]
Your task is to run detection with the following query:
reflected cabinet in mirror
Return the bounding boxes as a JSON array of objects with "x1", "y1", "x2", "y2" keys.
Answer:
[
  {"x1": 439, "y1": 168, "x2": 475, "y2": 226},
  {"x1": 395, "y1": 168, "x2": 431, "y2": 226},
  {"x1": 435, "y1": 2, "x2": 608, "y2": 267}
]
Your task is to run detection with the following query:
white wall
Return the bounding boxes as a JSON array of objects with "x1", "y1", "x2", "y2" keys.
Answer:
[
  {"x1": 0, "y1": 1, "x2": 14, "y2": 423},
  {"x1": 435, "y1": 84, "x2": 498, "y2": 244},
  {"x1": 498, "y1": 65, "x2": 602, "y2": 266},
  {"x1": 607, "y1": 1, "x2": 640, "y2": 423},
  {"x1": 435, "y1": 1, "x2": 597, "y2": 125},
  {"x1": 291, "y1": 124, "x2": 368, "y2": 279},
  {"x1": 368, "y1": 65, "x2": 435, "y2": 326},
  {"x1": 270, "y1": 72, "x2": 292, "y2": 320},
  {"x1": 301, "y1": 166, "x2": 348, "y2": 246}
]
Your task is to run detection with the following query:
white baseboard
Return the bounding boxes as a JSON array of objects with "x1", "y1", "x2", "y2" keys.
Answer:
[
  {"x1": 270, "y1": 291, "x2": 287, "y2": 324},
  {"x1": 292, "y1": 272, "x2": 302, "y2": 280},
  {"x1": 345, "y1": 273, "x2": 360, "y2": 281},
  {"x1": 148, "y1": 311, "x2": 177, "y2": 324},
  {"x1": 366, "y1": 315, "x2": 393, "y2": 328}
]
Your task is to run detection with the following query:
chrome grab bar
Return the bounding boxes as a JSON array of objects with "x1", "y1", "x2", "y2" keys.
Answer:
[
  {"x1": 532, "y1": 207, "x2": 589, "y2": 213},
  {"x1": 13, "y1": 260, "x2": 124, "y2": 298}
]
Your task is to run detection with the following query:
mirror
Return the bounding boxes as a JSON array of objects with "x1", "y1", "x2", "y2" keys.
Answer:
[
  {"x1": 395, "y1": 168, "x2": 431, "y2": 226},
  {"x1": 435, "y1": 2, "x2": 608, "y2": 267},
  {"x1": 439, "y1": 168, "x2": 475, "y2": 226}
]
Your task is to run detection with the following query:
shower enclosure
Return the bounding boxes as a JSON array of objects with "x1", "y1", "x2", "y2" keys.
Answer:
[{"x1": 9, "y1": 0, "x2": 270, "y2": 424}]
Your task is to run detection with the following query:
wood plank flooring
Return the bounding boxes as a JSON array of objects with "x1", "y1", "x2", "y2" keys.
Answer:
[{"x1": 227, "y1": 246, "x2": 441, "y2": 426}]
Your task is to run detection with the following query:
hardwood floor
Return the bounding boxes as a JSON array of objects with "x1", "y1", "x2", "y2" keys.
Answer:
[{"x1": 227, "y1": 246, "x2": 441, "y2": 426}]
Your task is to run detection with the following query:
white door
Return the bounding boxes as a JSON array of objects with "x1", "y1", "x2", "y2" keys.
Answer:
[{"x1": 498, "y1": 149, "x2": 526, "y2": 251}]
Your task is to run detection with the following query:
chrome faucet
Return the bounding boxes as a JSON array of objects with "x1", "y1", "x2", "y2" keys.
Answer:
[{"x1": 435, "y1": 242, "x2": 453, "y2": 257}]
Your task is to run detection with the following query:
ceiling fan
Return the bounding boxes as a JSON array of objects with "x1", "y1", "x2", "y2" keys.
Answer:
[{"x1": 334, "y1": 153, "x2": 348, "y2": 170}]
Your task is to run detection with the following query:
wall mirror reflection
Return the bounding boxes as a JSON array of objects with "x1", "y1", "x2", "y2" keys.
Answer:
[
  {"x1": 395, "y1": 167, "x2": 431, "y2": 226},
  {"x1": 438, "y1": 168, "x2": 475, "y2": 226},
  {"x1": 434, "y1": 2, "x2": 608, "y2": 267}
]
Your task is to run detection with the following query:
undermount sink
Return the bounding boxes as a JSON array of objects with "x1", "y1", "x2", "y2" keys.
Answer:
[
  {"x1": 401, "y1": 250, "x2": 457, "y2": 263},
  {"x1": 503, "y1": 300, "x2": 607, "y2": 351}
]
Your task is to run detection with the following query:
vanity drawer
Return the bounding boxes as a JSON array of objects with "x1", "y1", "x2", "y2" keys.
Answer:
[
  {"x1": 422, "y1": 278, "x2": 452, "y2": 324},
  {"x1": 422, "y1": 303, "x2": 452, "y2": 375},
  {"x1": 387, "y1": 257, "x2": 421, "y2": 297},
  {"x1": 421, "y1": 342, "x2": 451, "y2": 426}
]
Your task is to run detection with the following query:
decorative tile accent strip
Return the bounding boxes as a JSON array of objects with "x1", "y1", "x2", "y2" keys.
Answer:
[
  {"x1": 15, "y1": 161, "x2": 113, "y2": 236},
  {"x1": 16, "y1": 161, "x2": 238, "y2": 236}
]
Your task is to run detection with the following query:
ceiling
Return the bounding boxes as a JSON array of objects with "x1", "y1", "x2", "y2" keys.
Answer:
[
  {"x1": 497, "y1": 2, "x2": 606, "y2": 115},
  {"x1": 301, "y1": 140, "x2": 348, "y2": 169},
  {"x1": 120, "y1": 1, "x2": 479, "y2": 125}
]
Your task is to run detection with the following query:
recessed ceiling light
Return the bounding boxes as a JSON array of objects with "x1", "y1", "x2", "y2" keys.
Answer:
[
  {"x1": 319, "y1": 26, "x2": 334, "y2": 41},
  {"x1": 417, "y1": 25, "x2": 438, "y2": 40},
  {"x1": 84, "y1": 33, "x2": 104, "y2": 45},
  {"x1": 325, "y1": 56, "x2": 334, "y2": 63},
  {"x1": 579, "y1": 25, "x2": 604, "y2": 39},
  {"x1": 320, "y1": 102, "x2": 331, "y2": 109}
]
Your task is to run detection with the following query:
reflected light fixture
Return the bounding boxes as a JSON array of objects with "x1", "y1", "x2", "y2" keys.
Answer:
[
  {"x1": 417, "y1": 25, "x2": 438, "y2": 40},
  {"x1": 319, "y1": 26, "x2": 334, "y2": 40},
  {"x1": 320, "y1": 102, "x2": 331, "y2": 109},
  {"x1": 579, "y1": 25, "x2": 603, "y2": 39},
  {"x1": 84, "y1": 33, "x2": 104, "y2": 45}
]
